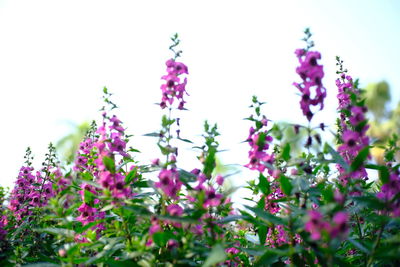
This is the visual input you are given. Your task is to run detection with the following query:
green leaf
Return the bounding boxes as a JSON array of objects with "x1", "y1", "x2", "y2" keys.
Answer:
[
  {"x1": 122, "y1": 205, "x2": 152, "y2": 216},
  {"x1": 202, "y1": 244, "x2": 226, "y2": 267},
  {"x1": 282, "y1": 143, "x2": 291, "y2": 161},
  {"x1": 153, "y1": 232, "x2": 175, "y2": 247},
  {"x1": 258, "y1": 225, "x2": 267, "y2": 245},
  {"x1": 103, "y1": 156, "x2": 116, "y2": 174},
  {"x1": 348, "y1": 238, "x2": 370, "y2": 254},
  {"x1": 84, "y1": 189, "x2": 96, "y2": 205},
  {"x1": 38, "y1": 228, "x2": 75, "y2": 238},
  {"x1": 258, "y1": 172, "x2": 270, "y2": 195},
  {"x1": 100, "y1": 204, "x2": 115, "y2": 212},
  {"x1": 143, "y1": 132, "x2": 160, "y2": 137},
  {"x1": 217, "y1": 215, "x2": 248, "y2": 224},
  {"x1": 279, "y1": 175, "x2": 293, "y2": 196},
  {"x1": 203, "y1": 147, "x2": 216, "y2": 178},
  {"x1": 350, "y1": 146, "x2": 369, "y2": 172},
  {"x1": 125, "y1": 169, "x2": 137, "y2": 184},
  {"x1": 177, "y1": 137, "x2": 193, "y2": 143},
  {"x1": 324, "y1": 143, "x2": 349, "y2": 172},
  {"x1": 255, "y1": 250, "x2": 280, "y2": 266},
  {"x1": 366, "y1": 164, "x2": 389, "y2": 184},
  {"x1": 351, "y1": 195, "x2": 386, "y2": 210},
  {"x1": 178, "y1": 169, "x2": 198, "y2": 183},
  {"x1": 157, "y1": 214, "x2": 198, "y2": 224},
  {"x1": 245, "y1": 206, "x2": 286, "y2": 226}
]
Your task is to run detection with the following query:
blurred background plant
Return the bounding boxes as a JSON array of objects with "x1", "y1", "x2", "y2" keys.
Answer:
[{"x1": 363, "y1": 81, "x2": 400, "y2": 163}]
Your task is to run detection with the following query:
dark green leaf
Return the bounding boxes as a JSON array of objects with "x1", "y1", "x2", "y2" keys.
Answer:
[
  {"x1": 279, "y1": 175, "x2": 293, "y2": 196},
  {"x1": 258, "y1": 172, "x2": 270, "y2": 195},
  {"x1": 350, "y1": 146, "x2": 369, "y2": 172},
  {"x1": 258, "y1": 225, "x2": 267, "y2": 245}
]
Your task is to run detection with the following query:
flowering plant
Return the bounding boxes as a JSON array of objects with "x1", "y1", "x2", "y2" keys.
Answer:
[{"x1": 0, "y1": 30, "x2": 399, "y2": 267}]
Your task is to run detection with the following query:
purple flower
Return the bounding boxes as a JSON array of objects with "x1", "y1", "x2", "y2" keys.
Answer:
[
  {"x1": 160, "y1": 59, "x2": 189, "y2": 109},
  {"x1": 77, "y1": 203, "x2": 97, "y2": 225},
  {"x1": 155, "y1": 168, "x2": 182, "y2": 199},
  {"x1": 294, "y1": 50, "x2": 326, "y2": 121},
  {"x1": 203, "y1": 187, "x2": 223, "y2": 208}
]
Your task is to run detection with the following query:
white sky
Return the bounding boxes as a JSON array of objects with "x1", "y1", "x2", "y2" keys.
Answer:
[{"x1": 0, "y1": 0, "x2": 399, "y2": 193}]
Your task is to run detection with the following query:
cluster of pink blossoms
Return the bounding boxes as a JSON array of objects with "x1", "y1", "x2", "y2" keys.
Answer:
[
  {"x1": 188, "y1": 169, "x2": 224, "y2": 209},
  {"x1": 245, "y1": 117, "x2": 275, "y2": 175},
  {"x1": 154, "y1": 168, "x2": 182, "y2": 200},
  {"x1": 160, "y1": 59, "x2": 189, "y2": 110},
  {"x1": 305, "y1": 210, "x2": 349, "y2": 241},
  {"x1": 75, "y1": 183, "x2": 105, "y2": 243},
  {"x1": 94, "y1": 114, "x2": 132, "y2": 198},
  {"x1": 377, "y1": 171, "x2": 400, "y2": 216},
  {"x1": 293, "y1": 49, "x2": 327, "y2": 121},
  {"x1": 74, "y1": 137, "x2": 97, "y2": 173},
  {"x1": 336, "y1": 74, "x2": 370, "y2": 184},
  {"x1": 9, "y1": 166, "x2": 54, "y2": 222}
]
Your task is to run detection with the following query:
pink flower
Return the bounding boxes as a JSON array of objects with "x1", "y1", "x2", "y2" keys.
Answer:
[
  {"x1": 203, "y1": 187, "x2": 222, "y2": 208},
  {"x1": 155, "y1": 168, "x2": 182, "y2": 199},
  {"x1": 216, "y1": 175, "x2": 224, "y2": 186},
  {"x1": 305, "y1": 210, "x2": 329, "y2": 240},
  {"x1": 160, "y1": 59, "x2": 189, "y2": 109},
  {"x1": 77, "y1": 203, "x2": 98, "y2": 225},
  {"x1": 294, "y1": 49, "x2": 326, "y2": 121}
]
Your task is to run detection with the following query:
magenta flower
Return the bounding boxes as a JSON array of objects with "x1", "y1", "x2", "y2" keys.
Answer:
[
  {"x1": 305, "y1": 210, "x2": 330, "y2": 240},
  {"x1": 155, "y1": 168, "x2": 182, "y2": 199},
  {"x1": 203, "y1": 187, "x2": 223, "y2": 208},
  {"x1": 160, "y1": 59, "x2": 189, "y2": 110},
  {"x1": 245, "y1": 123, "x2": 275, "y2": 175},
  {"x1": 77, "y1": 203, "x2": 98, "y2": 225},
  {"x1": 294, "y1": 49, "x2": 326, "y2": 121}
]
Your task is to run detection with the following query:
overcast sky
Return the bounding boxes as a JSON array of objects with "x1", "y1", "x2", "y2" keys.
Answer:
[{"x1": 0, "y1": 0, "x2": 399, "y2": 192}]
